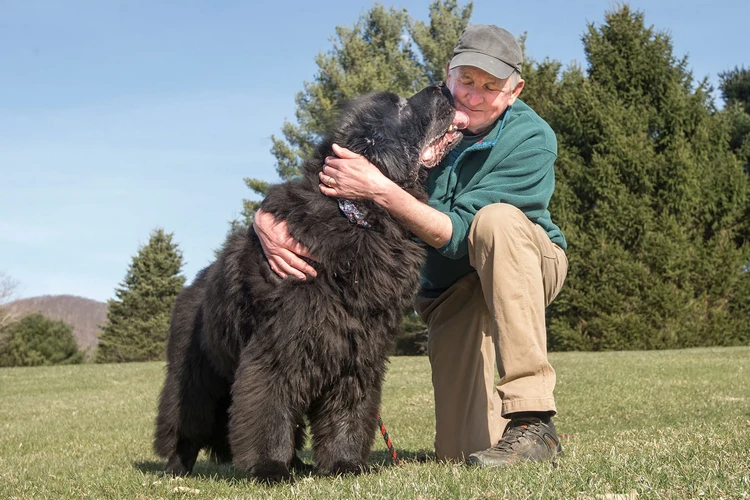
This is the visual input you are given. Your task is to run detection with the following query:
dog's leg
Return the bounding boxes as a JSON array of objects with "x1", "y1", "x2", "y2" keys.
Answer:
[
  {"x1": 310, "y1": 374, "x2": 382, "y2": 475},
  {"x1": 154, "y1": 343, "x2": 230, "y2": 475},
  {"x1": 164, "y1": 437, "x2": 201, "y2": 476},
  {"x1": 229, "y1": 346, "x2": 299, "y2": 483},
  {"x1": 206, "y1": 395, "x2": 233, "y2": 463},
  {"x1": 154, "y1": 370, "x2": 182, "y2": 460}
]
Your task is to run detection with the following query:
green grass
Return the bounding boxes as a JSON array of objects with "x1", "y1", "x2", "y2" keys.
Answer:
[{"x1": 1, "y1": 347, "x2": 749, "y2": 499}]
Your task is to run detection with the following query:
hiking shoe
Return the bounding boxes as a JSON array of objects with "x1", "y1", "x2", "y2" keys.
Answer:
[{"x1": 465, "y1": 417, "x2": 562, "y2": 467}]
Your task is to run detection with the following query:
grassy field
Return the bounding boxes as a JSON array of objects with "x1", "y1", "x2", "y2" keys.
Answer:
[{"x1": 1, "y1": 347, "x2": 748, "y2": 499}]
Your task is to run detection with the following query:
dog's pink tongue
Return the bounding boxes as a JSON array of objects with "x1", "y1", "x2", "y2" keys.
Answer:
[{"x1": 453, "y1": 110, "x2": 470, "y2": 130}]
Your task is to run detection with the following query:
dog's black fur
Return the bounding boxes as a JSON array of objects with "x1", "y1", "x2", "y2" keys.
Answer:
[{"x1": 153, "y1": 84, "x2": 459, "y2": 482}]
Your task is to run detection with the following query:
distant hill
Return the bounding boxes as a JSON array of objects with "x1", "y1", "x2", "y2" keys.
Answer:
[{"x1": 7, "y1": 295, "x2": 107, "y2": 355}]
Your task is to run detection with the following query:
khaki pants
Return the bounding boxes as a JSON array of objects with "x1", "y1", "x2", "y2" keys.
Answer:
[{"x1": 414, "y1": 203, "x2": 568, "y2": 461}]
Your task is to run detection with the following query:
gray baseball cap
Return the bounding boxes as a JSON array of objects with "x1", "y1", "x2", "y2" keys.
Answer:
[{"x1": 449, "y1": 25, "x2": 522, "y2": 79}]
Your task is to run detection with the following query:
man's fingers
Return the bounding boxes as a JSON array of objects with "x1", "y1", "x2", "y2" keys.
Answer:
[
  {"x1": 319, "y1": 170, "x2": 336, "y2": 186},
  {"x1": 332, "y1": 143, "x2": 363, "y2": 159},
  {"x1": 289, "y1": 241, "x2": 318, "y2": 262},
  {"x1": 255, "y1": 209, "x2": 319, "y2": 280},
  {"x1": 270, "y1": 255, "x2": 304, "y2": 280},
  {"x1": 268, "y1": 259, "x2": 288, "y2": 279},
  {"x1": 277, "y1": 259, "x2": 305, "y2": 280},
  {"x1": 319, "y1": 182, "x2": 337, "y2": 198},
  {"x1": 279, "y1": 250, "x2": 317, "y2": 278}
]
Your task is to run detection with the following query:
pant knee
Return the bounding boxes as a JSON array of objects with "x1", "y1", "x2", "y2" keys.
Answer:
[
  {"x1": 471, "y1": 204, "x2": 524, "y2": 238},
  {"x1": 469, "y1": 204, "x2": 527, "y2": 264}
]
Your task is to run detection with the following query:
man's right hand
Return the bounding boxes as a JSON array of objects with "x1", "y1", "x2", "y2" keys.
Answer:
[{"x1": 252, "y1": 209, "x2": 318, "y2": 280}]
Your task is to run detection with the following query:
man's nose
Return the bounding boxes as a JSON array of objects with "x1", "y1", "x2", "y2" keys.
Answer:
[{"x1": 466, "y1": 88, "x2": 483, "y2": 106}]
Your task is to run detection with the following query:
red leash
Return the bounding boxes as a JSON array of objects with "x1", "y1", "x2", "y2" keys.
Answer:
[{"x1": 376, "y1": 412, "x2": 401, "y2": 465}]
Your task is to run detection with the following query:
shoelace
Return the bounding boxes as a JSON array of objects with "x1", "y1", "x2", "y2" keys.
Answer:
[{"x1": 493, "y1": 420, "x2": 538, "y2": 452}]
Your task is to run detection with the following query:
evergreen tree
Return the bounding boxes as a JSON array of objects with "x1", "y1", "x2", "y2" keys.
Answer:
[
  {"x1": 96, "y1": 229, "x2": 186, "y2": 363},
  {"x1": 393, "y1": 309, "x2": 428, "y2": 355},
  {"x1": 410, "y1": 0, "x2": 473, "y2": 85},
  {"x1": 0, "y1": 313, "x2": 84, "y2": 367},
  {"x1": 718, "y1": 66, "x2": 750, "y2": 244},
  {"x1": 238, "y1": 0, "x2": 472, "y2": 226},
  {"x1": 531, "y1": 6, "x2": 750, "y2": 350},
  {"x1": 719, "y1": 67, "x2": 750, "y2": 164},
  {"x1": 720, "y1": 66, "x2": 750, "y2": 114}
]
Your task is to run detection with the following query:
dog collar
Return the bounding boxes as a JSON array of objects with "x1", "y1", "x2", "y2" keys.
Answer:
[{"x1": 338, "y1": 199, "x2": 373, "y2": 229}]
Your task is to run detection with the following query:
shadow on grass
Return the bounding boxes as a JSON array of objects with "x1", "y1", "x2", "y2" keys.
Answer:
[
  {"x1": 134, "y1": 448, "x2": 436, "y2": 483},
  {"x1": 134, "y1": 460, "x2": 249, "y2": 482},
  {"x1": 368, "y1": 448, "x2": 437, "y2": 467}
]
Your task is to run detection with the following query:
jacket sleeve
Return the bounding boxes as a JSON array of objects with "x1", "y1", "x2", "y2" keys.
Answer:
[{"x1": 437, "y1": 147, "x2": 557, "y2": 259}]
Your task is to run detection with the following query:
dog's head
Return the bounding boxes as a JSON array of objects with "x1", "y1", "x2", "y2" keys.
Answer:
[{"x1": 322, "y1": 84, "x2": 469, "y2": 188}]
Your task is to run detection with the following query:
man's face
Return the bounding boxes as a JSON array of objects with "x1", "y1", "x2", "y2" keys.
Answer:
[{"x1": 445, "y1": 65, "x2": 524, "y2": 135}]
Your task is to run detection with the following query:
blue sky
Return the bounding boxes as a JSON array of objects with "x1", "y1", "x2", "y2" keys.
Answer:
[{"x1": 2, "y1": 0, "x2": 748, "y2": 303}]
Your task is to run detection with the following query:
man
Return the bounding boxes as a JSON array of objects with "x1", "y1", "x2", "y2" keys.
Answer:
[{"x1": 253, "y1": 24, "x2": 568, "y2": 467}]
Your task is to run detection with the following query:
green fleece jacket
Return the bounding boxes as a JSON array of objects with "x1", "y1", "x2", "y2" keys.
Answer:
[{"x1": 420, "y1": 98, "x2": 567, "y2": 297}]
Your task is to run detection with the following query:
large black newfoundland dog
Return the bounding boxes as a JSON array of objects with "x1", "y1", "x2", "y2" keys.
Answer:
[{"x1": 154, "y1": 84, "x2": 468, "y2": 481}]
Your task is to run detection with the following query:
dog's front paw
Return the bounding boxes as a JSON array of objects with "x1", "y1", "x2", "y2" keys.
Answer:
[
  {"x1": 251, "y1": 460, "x2": 291, "y2": 484},
  {"x1": 290, "y1": 454, "x2": 314, "y2": 474},
  {"x1": 319, "y1": 460, "x2": 365, "y2": 476},
  {"x1": 164, "y1": 454, "x2": 193, "y2": 477}
]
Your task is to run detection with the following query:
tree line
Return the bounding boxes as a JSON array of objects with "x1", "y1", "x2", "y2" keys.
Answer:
[
  {"x1": 247, "y1": 1, "x2": 750, "y2": 351},
  {"x1": 2, "y1": 2, "x2": 748, "y2": 366},
  {"x1": 0, "y1": 230, "x2": 185, "y2": 366}
]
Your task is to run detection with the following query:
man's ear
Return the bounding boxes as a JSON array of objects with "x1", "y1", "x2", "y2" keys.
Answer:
[
  {"x1": 445, "y1": 62, "x2": 452, "y2": 81},
  {"x1": 509, "y1": 79, "x2": 525, "y2": 105}
]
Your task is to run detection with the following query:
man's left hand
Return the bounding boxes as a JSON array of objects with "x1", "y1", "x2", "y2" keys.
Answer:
[{"x1": 319, "y1": 143, "x2": 391, "y2": 201}]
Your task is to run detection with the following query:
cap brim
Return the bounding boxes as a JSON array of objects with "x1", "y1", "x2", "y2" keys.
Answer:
[{"x1": 449, "y1": 52, "x2": 516, "y2": 80}]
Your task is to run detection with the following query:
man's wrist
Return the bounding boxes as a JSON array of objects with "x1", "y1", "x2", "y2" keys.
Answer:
[{"x1": 371, "y1": 177, "x2": 397, "y2": 208}]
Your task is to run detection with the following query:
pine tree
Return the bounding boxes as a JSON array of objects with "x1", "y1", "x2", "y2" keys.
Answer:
[
  {"x1": 0, "y1": 313, "x2": 84, "y2": 367},
  {"x1": 96, "y1": 229, "x2": 186, "y2": 363},
  {"x1": 238, "y1": 0, "x2": 472, "y2": 226},
  {"x1": 716, "y1": 65, "x2": 749, "y2": 169},
  {"x1": 530, "y1": 6, "x2": 750, "y2": 350},
  {"x1": 718, "y1": 66, "x2": 750, "y2": 244},
  {"x1": 410, "y1": 0, "x2": 473, "y2": 85},
  {"x1": 720, "y1": 66, "x2": 750, "y2": 114}
]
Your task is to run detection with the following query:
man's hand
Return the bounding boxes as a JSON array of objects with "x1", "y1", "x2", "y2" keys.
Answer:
[
  {"x1": 319, "y1": 143, "x2": 453, "y2": 249},
  {"x1": 253, "y1": 209, "x2": 317, "y2": 280},
  {"x1": 319, "y1": 143, "x2": 393, "y2": 201}
]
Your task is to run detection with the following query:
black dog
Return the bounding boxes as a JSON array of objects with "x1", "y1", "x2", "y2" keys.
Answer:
[{"x1": 153, "y1": 84, "x2": 467, "y2": 482}]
